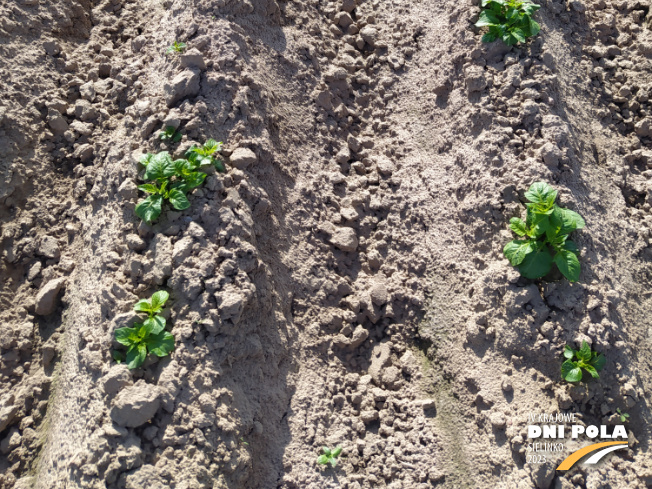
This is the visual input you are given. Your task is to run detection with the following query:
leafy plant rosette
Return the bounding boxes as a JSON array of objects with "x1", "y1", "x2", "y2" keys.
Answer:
[
  {"x1": 113, "y1": 291, "x2": 175, "y2": 369},
  {"x1": 561, "y1": 341, "x2": 605, "y2": 383},
  {"x1": 317, "y1": 446, "x2": 342, "y2": 468},
  {"x1": 166, "y1": 41, "x2": 187, "y2": 55},
  {"x1": 475, "y1": 0, "x2": 541, "y2": 46},
  {"x1": 135, "y1": 139, "x2": 225, "y2": 223},
  {"x1": 159, "y1": 125, "x2": 182, "y2": 143},
  {"x1": 503, "y1": 182, "x2": 585, "y2": 282}
]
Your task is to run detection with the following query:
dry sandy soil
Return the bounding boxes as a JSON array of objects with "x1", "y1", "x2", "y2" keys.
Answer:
[{"x1": 1, "y1": 0, "x2": 652, "y2": 487}]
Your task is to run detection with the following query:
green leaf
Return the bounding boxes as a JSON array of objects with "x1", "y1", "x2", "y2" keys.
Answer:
[
  {"x1": 135, "y1": 194, "x2": 163, "y2": 223},
  {"x1": 562, "y1": 209, "x2": 585, "y2": 231},
  {"x1": 554, "y1": 249, "x2": 581, "y2": 282},
  {"x1": 584, "y1": 364, "x2": 599, "y2": 379},
  {"x1": 140, "y1": 319, "x2": 156, "y2": 336},
  {"x1": 168, "y1": 188, "x2": 191, "y2": 210},
  {"x1": 511, "y1": 27, "x2": 526, "y2": 43},
  {"x1": 214, "y1": 158, "x2": 226, "y2": 173},
  {"x1": 203, "y1": 139, "x2": 221, "y2": 155},
  {"x1": 562, "y1": 240, "x2": 578, "y2": 253},
  {"x1": 115, "y1": 327, "x2": 137, "y2": 346},
  {"x1": 561, "y1": 360, "x2": 582, "y2": 382},
  {"x1": 592, "y1": 353, "x2": 606, "y2": 371},
  {"x1": 173, "y1": 159, "x2": 192, "y2": 176},
  {"x1": 551, "y1": 207, "x2": 585, "y2": 234},
  {"x1": 476, "y1": 10, "x2": 501, "y2": 27},
  {"x1": 150, "y1": 290, "x2": 169, "y2": 311},
  {"x1": 181, "y1": 172, "x2": 206, "y2": 190},
  {"x1": 144, "y1": 152, "x2": 175, "y2": 181},
  {"x1": 134, "y1": 299, "x2": 153, "y2": 314},
  {"x1": 330, "y1": 458, "x2": 337, "y2": 467},
  {"x1": 578, "y1": 341, "x2": 592, "y2": 362},
  {"x1": 332, "y1": 447, "x2": 342, "y2": 457},
  {"x1": 146, "y1": 331, "x2": 175, "y2": 357},
  {"x1": 517, "y1": 247, "x2": 553, "y2": 279},
  {"x1": 563, "y1": 345, "x2": 575, "y2": 359},
  {"x1": 532, "y1": 215, "x2": 550, "y2": 237},
  {"x1": 482, "y1": 31, "x2": 498, "y2": 43},
  {"x1": 525, "y1": 182, "x2": 557, "y2": 206},
  {"x1": 503, "y1": 32, "x2": 518, "y2": 45},
  {"x1": 112, "y1": 350, "x2": 125, "y2": 363},
  {"x1": 185, "y1": 145, "x2": 200, "y2": 159},
  {"x1": 509, "y1": 217, "x2": 528, "y2": 236},
  {"x1": 197, "y1": 155, "x2": 213, "y2": 166},
  {"x1": 144, "y1": 316, "x2": 166, "y2": 334},
  {"x1": 139, "y1": 153, "x2": 154, "y2": 167},
  {"x1": 143, "y1": 316, "x2": 166, "y2": 335},
  {"x1": 126, "y1": 343, "x2": 147, "y2": 369},
  {"x1": 526, "y1": 210, "x2": 551, "y2": 236},
  {"x1": 322, "y1": 447, "x2": 331, "y2": 457},
  {"x1": 504, "y1": 239, "x2": 535, "y2": 266},
  {"x1": 317, "y1": 455, "x2": 329, "y2": 465},
  {"x1": 529, "y1": 18, "x2": 540, "y2": 36},
  {"x1": 138, "y1": 184, "x2": 160, "y2": 195}
]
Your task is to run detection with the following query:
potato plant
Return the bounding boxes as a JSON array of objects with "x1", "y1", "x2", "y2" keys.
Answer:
[
  {"x1": 317, "y1": 446, "x2": 342, "y2": 467},
  {"x1": 159, "y1": 125, "x2": 182, "y2": 143},
  {"x1": 135, "y1": 139, "x2": 224, "y2": 223},
  {"x1": 114, "y1": 291, "x2": 175, "y2": 369},
  {"x1": 166, "y1": 40, "x2": 187, "y2": 55},
  {"x1": 504, "y1": 182, "x2": 585, "y2": 282},
  {"x1": 475, "y1": 0, "x2": 541, "y2": 46},
  {"x1": 561, "y1": 341, "x2": 605, "y2": 383}
]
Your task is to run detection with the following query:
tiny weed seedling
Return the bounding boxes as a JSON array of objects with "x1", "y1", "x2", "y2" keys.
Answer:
[
  {"x1": 475, "y1": 0, "x2": 541, "y2": 46},
  {"x1": 135, "y1": 139, "x2": 224, "y2": 223},
  {"x1": 616, "y1": 409, "x2": 630, "y2": 423},
  {"x1": 114, "y1": 291, "x2": 175, "y2": 369},
  {"x1": 166, "y1": 41, "x2": 187, "y2": 55},
  {"x1": 504, "y1": 182, "x2": 585, "y2": 282},
  {"x1": 317, "y1": 447, "x2": 342, "y2": 468},
  {"x1": 561, "y1": 341, "x2": 605, "y2": 383},
  {"x1": 159, "y1": 125, "x2": 182, "y2": 143}
]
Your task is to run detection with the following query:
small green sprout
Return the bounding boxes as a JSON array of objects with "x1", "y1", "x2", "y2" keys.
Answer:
[
  {"x1": 185, "y1": 139, "x2": 225, "y2": 172},
  {"x1": 504, "y1": 182, "x2": 585, "y2": 282},
  {"x1": 616, "y1": 409, "x2": 630, "y2": 423},
  {"x1": 317, "y1": 446, "x2": 342, "y2": 468},
  {"x1": 239, "y1": 437, "x2": 249, "y2": 446},
  {"x1": 114, "y1": 291, "x2": 175, "y2": 369},
  {"x1": 166, "y1": 41, "x2": 187, "y2": 55},
  {"x1": 475, "y1": 0, "x2": 541, "y2": 46},
  {"x1": 561, "y1": 341, "x2": 605, "y2": 383},
  {"x1": 159, "y1": 125, "x2": 182, "y2": 143}
]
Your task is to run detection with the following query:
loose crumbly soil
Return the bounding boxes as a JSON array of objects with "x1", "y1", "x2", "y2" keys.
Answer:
[{"x1": 1, "y1": 0, "x2": 652, "y2": 488}]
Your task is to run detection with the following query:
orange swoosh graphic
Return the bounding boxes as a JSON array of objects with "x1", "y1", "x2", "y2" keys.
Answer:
[{"x1": 556, "y1": 441, "x2": 628, "y2": 471}]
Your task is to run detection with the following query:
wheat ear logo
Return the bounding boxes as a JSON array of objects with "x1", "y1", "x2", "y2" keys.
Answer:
[{"x1": 556, "y1": 441, "x2": 628, "y2": 471}]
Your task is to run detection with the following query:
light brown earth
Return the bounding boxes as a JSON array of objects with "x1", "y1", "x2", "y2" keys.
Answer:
[{"x1": 1, "y1": 0, "x2": 652, "y2": 488}]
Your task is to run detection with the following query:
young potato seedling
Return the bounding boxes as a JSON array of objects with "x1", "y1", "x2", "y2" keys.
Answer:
[
  {"x1": 166, "y1": 40, "x2": 187, "y2": 55},
  {"x1": 504, "y1": 182, "x2": 585, "y2": 282},
  {"x1": 185, "y1": 139, "x2": 225, "y2": 172},
  {"x1": 561, "y1": 341, "x2": 605, "y2": 383},
  {"x1": 317, "y1": 446, "x2": 342, "y2": 468},
  {"x1": 114, "y1": 291, "x2": 175, "y2": 369},
  {"x1": 616, "y1": 409, "x2": 630, "y2": 423},
  {"x1": 135, "y1": 139, "x2": 224, "y2": 223},
  {"x1": 475, "y1": 0, "x2": 541, "y2": 46},
  {"x1": 159, "y1": 125, "x2": 182, "y2": 143}
]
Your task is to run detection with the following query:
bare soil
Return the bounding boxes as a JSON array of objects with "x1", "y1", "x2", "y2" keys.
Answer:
[{"x1": 1, "y1": 0, "x2": 652, "y2": 488}]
